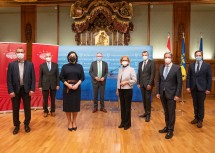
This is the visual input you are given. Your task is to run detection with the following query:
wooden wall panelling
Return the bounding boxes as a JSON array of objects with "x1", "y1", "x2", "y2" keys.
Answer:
[{"x1": 21, "y1": 5, "x2": 36, "y2": 61}]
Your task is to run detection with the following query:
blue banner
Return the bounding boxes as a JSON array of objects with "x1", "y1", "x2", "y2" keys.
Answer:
[{"x1": 56, "y1": 46, "x2": 153, "y2": 102}]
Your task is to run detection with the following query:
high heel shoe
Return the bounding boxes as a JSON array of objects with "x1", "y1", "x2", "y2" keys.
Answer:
[
  {"x1": 68, "y1": 128, "x2": 73, "y2": 131},
  {"x1": 72, "y1": 127, "x2": 77, "y2": 131}
]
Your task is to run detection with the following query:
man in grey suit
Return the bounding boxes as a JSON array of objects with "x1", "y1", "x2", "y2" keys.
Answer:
[
  {"x1": 89, "y1": 52, "x2": 108, "y2": 113},
  {"x1": 156, "y1": 52, "x2": 182, "y2": 139},
  {"x1": 137, "y1": 51, "x2": 156, "y2": 122},
  {"x1": 186, "y1": 50, "x2": 212, "y2": 128},
  {"x1": 39, "y1": 52, "x2": 60, "y2": 117},
  {"x1": 7, "y1": 48, "x2": 36, "y2": 135}
]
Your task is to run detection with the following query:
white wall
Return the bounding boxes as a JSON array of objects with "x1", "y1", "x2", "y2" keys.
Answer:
[
  {"x1": 0, "y1": 7, "x2": 20, "y2": 42},
  {"x1": 190, "y1": 4, "x2": 215, "y2": 59}
]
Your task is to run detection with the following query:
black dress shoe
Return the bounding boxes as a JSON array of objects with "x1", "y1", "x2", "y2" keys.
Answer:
[
  {"x1": 13, "y1": 126, "x2": 20, "y2": 135},
  {"x1": 139, "y1": 113, "x2": 147, "y2": 118},
  {"x1": 118, "y1": 124, "x2": 124, "y2": 128},
  {"x1": 159, "y1": 127, "x2": 168, "y2": 133},
  {"x1": 124, "y1": 126, "x2": 131, "y2": 130},
  {"x1": 24, "y1": 125, "x2": 31, "y2": 133},
  {"x1": 197, "y1": 121, "x2": 203, "y2": 128},
  {"x1": 145, "y1": 115, "x2": 150, "y2": 122},
  {"x1": 191, "y1": 118, "x2": 198, "y2": 124},
  {"x1": 92, "y1": 108, "x2": 98, "y2": 113},
  {"x1": 165, "y1": 131, "x2": 173, "y2": 139},
  {"x1": 72, "y1": 127, "x2": 77, "y2": 131}
]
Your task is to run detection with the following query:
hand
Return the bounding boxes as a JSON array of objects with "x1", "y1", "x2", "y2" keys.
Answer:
[
  {"x1": 186, "y1": 88, "x2": 191, "y2": 93},
  {"x1": 68, "y1": 84, "x2": 73, "y2": 89},
  {"x1": 9, "y1": 92, "x2": 15, "y2": 98},
  {"x1": 137, "y1": 84, "x2": 140, "y2": 88},
  {"x1": 72, "y1": 84, "x2": 79, "y2": 90},
  {"x1": 120, "y1": 81, "x2": 127, "y2": 87},
  {"x1": 146, "y1": 85, "x2": 152, "y2": 90},
  {"x1": 56, "y1": 86, "x2": 60, "y2": 90},
  {"x1": 116, "y1": 90, "x2": 119, "y2": 96},
  {"x1": 95, "y1": 77, "x2": 100, "y2": 81},
  {"x1": 174, "y1": 96, "x2": 180, "y2": 101},
  {"x1": 29, "y1": 91, "x2": 34, "y2": 96},
  {"x1": 39, "y1": 88, "x2": 42, "y2": 91},
  {"x1": 205, "y1": 90, "x2": 210, "y2": 95},
  {"x1": 156, "y1": 94, "x2": 160, "y2": 99},
  {"x1": 100, "y1": 77, "x2": 105, "y2": 81}
]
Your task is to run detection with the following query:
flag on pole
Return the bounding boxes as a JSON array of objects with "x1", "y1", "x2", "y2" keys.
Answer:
[
  {"x1": 166, "y1": 33, "x2": 171, "y2": 52},
  {"x1": 199, "y1": 33, "x2": 203, "y2": 52},
  {"x1": 181, "y1": 34, "x2": 186, "y2": 81}
]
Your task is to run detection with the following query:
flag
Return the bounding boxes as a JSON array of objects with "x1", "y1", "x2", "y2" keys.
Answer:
[
  {"x1": 166, "y1": 34, "x2": 171, "y2": 52},
  {"x1": 199, "y1": 35, "x2": 203, "y2": 51},
  {"x1": 181, "y1": 36, "x2": 186, "y2": 81}
]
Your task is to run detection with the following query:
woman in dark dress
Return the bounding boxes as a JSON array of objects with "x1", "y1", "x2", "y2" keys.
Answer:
[{"x1": 59, "y1": 51, "x2": 85, "y2": 131}]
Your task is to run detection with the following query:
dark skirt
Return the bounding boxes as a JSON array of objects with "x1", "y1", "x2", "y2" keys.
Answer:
[{"x1": 63, "y1": 86, "x2": 81, "y2": 112}]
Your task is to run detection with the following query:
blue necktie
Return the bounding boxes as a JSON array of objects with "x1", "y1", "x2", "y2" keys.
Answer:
[{"x1": 164, "y1": 66, "x2": 169, "y2": 79}]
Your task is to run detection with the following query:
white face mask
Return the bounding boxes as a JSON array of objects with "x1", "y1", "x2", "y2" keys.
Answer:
[
  {"x1": 165, "y1": 58, "x2": 172, "y2": 64},
  {"x1": 46, "y1": 57, "x2": 51, "y2": 62},
  {"x1": 142, "y1": 55, "x2": 148, "y2": 61},
  {"x1": 122, "y1": 61, "x2": 129, "y2": 66},
  {"x1": 16, "y1": 53, "x2": 24, "y2": 60}
]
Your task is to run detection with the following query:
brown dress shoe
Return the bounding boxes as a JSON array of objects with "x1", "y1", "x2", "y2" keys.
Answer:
[
  {"x1": 197, "y1": 121, "x2": 203, "y2": 128},
  {"x1": 191, "y1": 119, "x2": 198, "y2": 124},
  {"x1": 51, "y1": 112, "x2": 56, "y2": 117},
  {"x1": 100, "y1": 108, "x2": 107, "y2": 113},
  {"x1": 92, "y1": 108, "x2": 98, "y2": 113},
  {"x1": 44, "y1": 113, "x2": 48, "y2": 117}
]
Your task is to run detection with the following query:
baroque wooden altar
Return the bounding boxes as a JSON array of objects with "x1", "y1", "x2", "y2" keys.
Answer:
[{"x1": 71, "y1": 0, "x2": 134, "y2": 46}]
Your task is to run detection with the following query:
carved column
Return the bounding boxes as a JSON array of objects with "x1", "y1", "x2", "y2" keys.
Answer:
[{"x1": 21, "y1": 5, "x2": 36, "y2": 60}]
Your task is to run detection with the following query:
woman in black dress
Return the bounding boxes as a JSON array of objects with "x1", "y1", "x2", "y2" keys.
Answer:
[{"x1": 59, "y1": 51, "x2": 85, "y2": 131}]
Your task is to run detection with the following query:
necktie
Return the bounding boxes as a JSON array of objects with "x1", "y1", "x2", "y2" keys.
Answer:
[
  {"x1": 142, "y1": 61, "x2": 146, "y2": 71},
  {"x1": 48, "y1": 63, "x2": 51, "y2": 71},
  {"x1": 196, "y1": 62, "x2": 200, "y2": 73},
  {"x1": 164, "y1": 65, "x2": 169, "y2": 79},
  {"x1": 98, "y1": 61, "x2": 102, "y2": 78}
]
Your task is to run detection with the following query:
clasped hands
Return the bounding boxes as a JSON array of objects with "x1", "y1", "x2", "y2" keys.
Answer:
[
  {"x1": 67, "y1": 84, "x2": 79, "y2": 90},
  {"x1": 95, "y1": 77, "x2": 105, "y2": 82}
]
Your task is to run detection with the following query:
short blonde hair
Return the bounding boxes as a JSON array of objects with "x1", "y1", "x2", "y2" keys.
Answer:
[{"x1": 120, "y1": 56, "x2": 130, "y2": 64}]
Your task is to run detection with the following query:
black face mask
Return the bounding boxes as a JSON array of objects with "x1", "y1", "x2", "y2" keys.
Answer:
[{"x1": 70, "y1": 57, "x2": 76, "y2": 63}]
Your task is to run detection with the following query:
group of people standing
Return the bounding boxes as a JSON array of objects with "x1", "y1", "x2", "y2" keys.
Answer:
[{"x1": 7, "y1": 48, "x2": 212, "y2": 139}]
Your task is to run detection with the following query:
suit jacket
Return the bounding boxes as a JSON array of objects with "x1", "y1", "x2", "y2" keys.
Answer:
[
  {"x1": 137, "y1": 60, "x2": 156, "y2": 88},
  {"x1": 38, "y1": 62, "x2": 60, "y2": 90},
  {"x1": 7, "y1": 60, "x2": 36, "y2": 94},
  {"x1": 89, "y1": 61, "x2": 108, "y2": 84},
  {"x1": 156, "y1": 64, "x2": 182, "y2": 99},
  {"x1": 186, "y1": 61, "x2": 212, "y2": 91}
]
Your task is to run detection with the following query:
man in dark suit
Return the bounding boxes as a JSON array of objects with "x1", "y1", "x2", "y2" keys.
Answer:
[
  {"x1": 7, "y1": 48, "x2": 36, "y2": 135},
  {"x1": 39, "y1": 52, "x2": 60, "y2": 117},
  {"x1": 186, "y1": 50, "x2": 212, "y2": 128},
  {"x1": 89, "y1": 52, "x2": 108, "y2": 113},
  {"x1": 156, "y1": 52, "x2": 182, "y2": 139},
  {"x1": 137, "y1": 51, "x2": 156, "y2": 122}
]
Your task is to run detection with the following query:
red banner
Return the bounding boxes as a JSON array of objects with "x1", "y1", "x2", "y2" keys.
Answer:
[
  {"x1": 0, "y1": 42, "x2": 27, "y2": 111},
  {"x1": 31, "y1": 43, "x2": 59, "y2": 108}
]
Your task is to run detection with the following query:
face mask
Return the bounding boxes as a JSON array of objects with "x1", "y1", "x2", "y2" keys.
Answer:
[
  {"x1": 97, "y1": 57, "x2": 102, "y2": 61},
  {"x1": 16, "y1": 53, "x2": 24, "y2": 60},
  {"x1": 70, "y1": 57, "x2": 76, "y2": 63},
  {"x1": 196, "y1": 56, "x2": 202, "y2": 61},
  {"x1": 165, "y1": 58, "x2": 171, "y2": 64},
  {"x1": 142, "y1": 55, "x2": 148, "y2": 61},
  {"x1": 122, "y1": 61, "x2": 128, "y2": 67},
  {"x1": 46, "y1": 57, "x2": 51, "y2": 62}
]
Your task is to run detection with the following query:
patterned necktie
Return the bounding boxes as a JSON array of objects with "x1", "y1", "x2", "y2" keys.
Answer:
[{"x1": 164, "y1": 65, "x2": 169, "y2": 79}]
